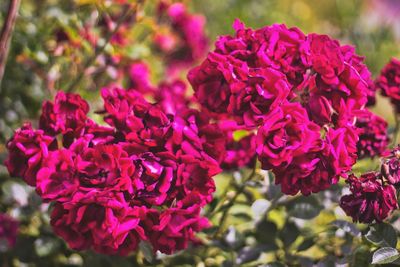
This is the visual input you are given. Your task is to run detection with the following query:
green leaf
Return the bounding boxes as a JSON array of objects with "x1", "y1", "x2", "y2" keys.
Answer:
[
  {"x1": 236, "y1": 246, "x2": 262, "y2": 265},
  {"x1": 331, "y1": 220, "x2": 360, "y2": 237},
  {"x1": 255, "y1": 220, "x2": 277, "y2": 245},
  {"x1": 232, "y1": 129, "x2": 249, "y2": 141},
  {"x1": 279, "y1": 221, "x2": 300, "y2": 247},
  {"x1": 365, "y1": 223, "x2": 397, "y2": 248},
  {"x1": 288, "y1": 196, "x2": 322, "y2": 220},
  {"x1": 351, "y1": 245, "x2": 372, "y2": 267},
  {"x1": 297, "y1": 237, "x2": 315, "y2": 252},
  {"x1": 372, "y1": 247, "x2": 400, "y2": 264}
]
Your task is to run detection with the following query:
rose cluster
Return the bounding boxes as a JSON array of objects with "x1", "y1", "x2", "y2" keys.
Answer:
[
  {"x1": 5, "y1": 90, "x2": 222, "y2": 255},
  {"x1": 340, "y1": 146, "x2": 400, "y2": 223},
  {"x1": 189, "y1": 20, "x2": 372, "y2": 195}
]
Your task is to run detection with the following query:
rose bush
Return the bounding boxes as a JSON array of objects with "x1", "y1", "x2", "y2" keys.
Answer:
[{"x1": 2, "y1": 0, "x2": 400, "y2": 266}]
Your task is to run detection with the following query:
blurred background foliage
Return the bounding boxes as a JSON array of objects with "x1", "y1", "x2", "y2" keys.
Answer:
[{"x1": 0, "y1": 0, "x2": 399, "y2": 266}]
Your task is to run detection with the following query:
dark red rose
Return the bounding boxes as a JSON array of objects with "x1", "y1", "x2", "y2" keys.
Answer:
[{"x1": 340, "y1": 173, "x2": 398, "y2": 223}]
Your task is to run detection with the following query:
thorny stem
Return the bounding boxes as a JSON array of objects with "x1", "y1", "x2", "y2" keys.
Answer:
[
  {"x1": 212, "y1": 166, "x2": 258, "y2": 238},
  {"x1": 0, "y1": 0, "x2": 21, "y2": 90},
  {"x1": 66, "y1": 2, "x2": 141, "y2": 93}
]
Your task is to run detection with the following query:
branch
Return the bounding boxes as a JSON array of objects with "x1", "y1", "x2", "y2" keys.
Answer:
[{"x1": 0, "y1": 0, "x2": 21, "y2": 89}]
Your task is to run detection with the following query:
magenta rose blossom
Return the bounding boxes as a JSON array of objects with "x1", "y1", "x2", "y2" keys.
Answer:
[
  {"x1": 36, "y1": 149, "x2": 78, "y2": 201},
  {"x1": 256, "y1": 103, "x2": 322, "y2": 170},
  {"x1": 273, "y1": 154, "x2": 337, "y2": 196},
  {"x1": 100, "y1": 87, "x2": 152, "y2": 134},
  {"x1": 376, "y1": 58, "x2": 400, "y2": 112},
  {"x1": 130, "y1": 151, "x2": 177, "y2": 206},
  {"x1": 73, "y1": 141, "x2": 136, "y2": 193},
  {"x1": 149, "y1": 194, "x2": 210, "y2": 254},
  {"x1": 340, "y1": 172, "x2": 398, "y2": 223},
  {"x1": 256, "y1": 103, "x2": 342, "y2": 195},
  {"x1": 268, "y1": 126, "x2": 357, "y2": 195},
  {"x1": 39, "y1": 91, "x2": 89, "y2": 139},
  {"x1": 173, "y1": 109, "x2": 227, "y2": 165},
  {"x1": 0, "y1": 214, "x2": 18, "y2": 250},
  {"x1": 325, "y1": 126, "x2": 359, "y2": 177},
  {"x1": 215, "y1": 20, "x2": 309, "y2": 86},
  {"x1": 295, "y1": 35, "x2": 369, "y2": 127},
  {"x1": 356, "y1": 109, "x2": 389, "y2": 159},
  {"x1": 188, "y1": 52, "x2": 291, "y2": 126},
  {"x1": 5, "y1": 123, "x2": 56, "y2": 186},
  {"x1": 256, "y1": 103, "x2": 358, "y2": 195},
  {"x1": 188, "y1": 53, "x2": 249, "y2": 117}
]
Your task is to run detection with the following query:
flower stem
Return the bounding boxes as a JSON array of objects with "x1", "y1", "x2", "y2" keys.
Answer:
[{"x1": 0, "y1": 0, "x2": 21, "y2": 91}]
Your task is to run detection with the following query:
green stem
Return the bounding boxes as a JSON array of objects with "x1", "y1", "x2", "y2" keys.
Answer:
[{"x1": 65, "y1": 3, "x2": 140, "y2": 93}]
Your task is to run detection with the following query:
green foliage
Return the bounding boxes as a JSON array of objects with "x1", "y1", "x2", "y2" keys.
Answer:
[
  {"x1": 372, "y1": 247, "x2": 400, "y2": 265},
  {"x1": 365, "y1": 223, "x2": 398, "y2": 248}
]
